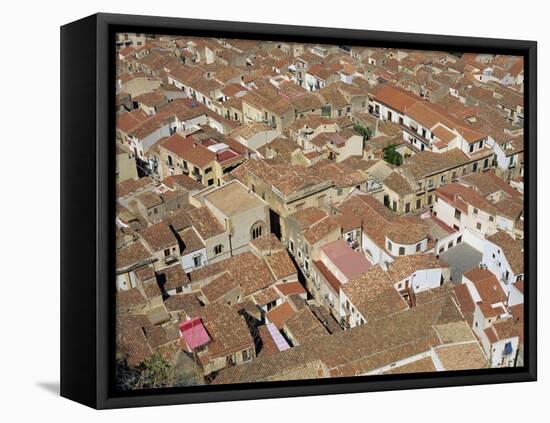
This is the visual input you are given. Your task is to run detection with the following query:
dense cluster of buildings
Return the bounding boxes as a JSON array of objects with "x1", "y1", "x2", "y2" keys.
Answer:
[{"x1": 115, "y1": 32, "x2": 525, "y2": 387}]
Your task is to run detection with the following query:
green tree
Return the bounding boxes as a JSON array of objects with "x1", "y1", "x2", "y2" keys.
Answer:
[
  {"x1": 116, "y1": 355, "x2": 176, "y2": 391},
  {"x1": 353, "y1": 123, "x2": 372, "y2": 141},
  {"x1": 383, "y1": 143, "x2": 403, "y2": 166}
]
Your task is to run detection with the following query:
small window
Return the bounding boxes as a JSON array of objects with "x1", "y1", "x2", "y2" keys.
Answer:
[
  {"x1": 416, "y1": 243, "x2": 421, "y2": 252},
  {"x1": 193, "y1": 255, "x2": 202, "y2": 268},
  {"x1": 387, "y1": 240, "x2": 393, "y2": 251},
  {"x1": 503, "y1": 341, "x2": 513, "y2": 356},
  {"x1": 476, "y1": 222, "x2": 482, "y2": 230},
  {"x1": 214, "y1": 244, "x2": 223, "y2": 255},
  {"x1": 398, "y1": 247, "x2": 405, "y2": 256},
  {"x1": 164, "y1": 249, "x2": 171, "y2": 257}
]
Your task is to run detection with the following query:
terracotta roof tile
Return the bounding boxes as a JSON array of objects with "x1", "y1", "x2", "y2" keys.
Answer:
[
  {"x1": 116, "y1": 241, "x2": 154, "y2": 271},
  {"x1": 284, "y1": 307, "x2": 329, "y2": 345},
  {"x1": 434, "y1": 342, "x2": 487, "y2": 370},
  {"x1": 264, "y1": 250, "x2": 298, "y2": 280},
  {"x1": 117, "y1": 109, "x2": 149, "y2": 134},
  {"x1": 275, "y1": 282, "x2": 307, "y2": 297},
  {"x1": 342, "y1": 267, "x2": 409, "y2": 322},
  {"x1": 215, "y1": 292, "x2": 470, "y2": 384},
  {"x1": 266, "y1": 301, "x2": 296, "y2": 330},
  {"x1": 200, "y1": 303, "x2": 254, "y2": 359},
  {"x1": 252, "y1": 286, "x2": 281, "y2": 306},
  {"x1": 201, "y1": 272, "x2": 239, "y2": 303},
  {"x1": 139, "y1": 222, "x2": 178, "y2": 251}
]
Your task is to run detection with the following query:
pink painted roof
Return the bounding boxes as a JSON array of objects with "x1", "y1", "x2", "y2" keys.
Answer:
[
  {"x1": 179, "y1": 317, "x2": 210, "y2": 350},
  {"x1": 266, "y1": 322, "x2": 290, "y2": 352},
  {"x1": 321, "y1": 239, "x2": 371, "y2": 280},
  {"x1": 328, "y1": 133, "x2": 346, "y2": 146}
]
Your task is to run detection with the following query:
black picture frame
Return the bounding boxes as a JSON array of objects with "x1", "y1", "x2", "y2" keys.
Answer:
[{"x1": 60, "y1": 12, "x2": 537, "y2": 409}]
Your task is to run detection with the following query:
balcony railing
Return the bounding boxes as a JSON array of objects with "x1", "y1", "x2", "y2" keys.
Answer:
[
  {"x1": 402, "y1": 124, "x2": 431, "y2": 147},
  {"x1": 164, "y1": 254, "x2": 178, "y2": 265}
]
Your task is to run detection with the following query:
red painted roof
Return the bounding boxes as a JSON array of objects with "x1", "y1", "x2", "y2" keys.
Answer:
[{"x1": 179, "y1": 317, "x2": 210, "y2": 350}]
